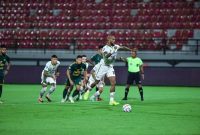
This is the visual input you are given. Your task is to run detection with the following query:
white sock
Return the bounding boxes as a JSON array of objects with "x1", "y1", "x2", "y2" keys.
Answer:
[
  {"x1": 110, "y1": 92, "x2": 115, "y2": 102},
  {"x1": 90, "y1": 91, "x2": 100, "y2": 100},
  {"x1": 47, "y1": 86, "x2": 56, "y2": 96},
  {"x1": 40, "y1": 87, "x2": 47, "y2": 98},
  {"x1": 80, "y1": 86, "x2": 83, "y2": 93},
  {"x1": 94, "y1": 91, "x2": 100, "y2": 97}
]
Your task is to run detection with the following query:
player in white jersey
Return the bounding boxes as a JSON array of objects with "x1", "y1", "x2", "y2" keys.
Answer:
[
  {"x1": 38, "y1": 55, "x2": 60, "y2": 103},
  {"x1": 86, "y1": 64, "x2": 105, "y2": 101},
  {"x1": 84, "y1": 35, "x2": 131, "y2": 105}
]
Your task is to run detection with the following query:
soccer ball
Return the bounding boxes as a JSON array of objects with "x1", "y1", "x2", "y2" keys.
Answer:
[{"x1": 122, "y1": 104, "x2": 132, "y2": 112}]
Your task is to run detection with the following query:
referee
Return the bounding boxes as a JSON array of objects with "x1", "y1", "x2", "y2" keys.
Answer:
[{"x1": 120, "y1": 49, "x2": 144, "y2": 101}]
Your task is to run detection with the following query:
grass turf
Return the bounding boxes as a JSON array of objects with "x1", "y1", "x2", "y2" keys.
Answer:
[{"x1": 0, "y1": 84, "x2": 200, "y2": 135}]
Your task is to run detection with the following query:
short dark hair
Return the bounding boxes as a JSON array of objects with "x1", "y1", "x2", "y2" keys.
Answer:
[
  {"x1": 76, "y1": 55, "x2": 82, "y2": 59},
  {"x1": 51, "y1": 55, "x2": 58, "y2": 58},
  {"x1": 98, "y1": 45, "x2": 104, "y2": 49},
  {"x1": 82, "y1": 55, "x2": 87, "y2": 58},
  {"x1": 1, "y1": 45, "x2": 6, "y2": 48}
]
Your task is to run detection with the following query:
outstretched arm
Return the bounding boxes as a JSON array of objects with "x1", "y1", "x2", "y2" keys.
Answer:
[
  {"x1": 86, "y1": 59, "x2": 95, "y2": 66},
  {"x1": 119, "y1": 57, "x2": 127, "y2": 63},
  {"x1": 118, "y1": 46, "x2": 132, "y2": 51}
]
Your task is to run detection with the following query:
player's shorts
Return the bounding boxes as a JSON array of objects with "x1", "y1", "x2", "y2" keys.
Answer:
[
  {"x1": 65, "y1": 77, "x2": 82, "y2": 86},
  {"x1": 127, "y1": 72, "x2": 141, "y2": 85},
  {"x1": 87, "y1": 75, "x2": 104, "y2": 88},
  {"x1": 41, "y1": 72, "x2": 56, "y2": 85},
  {"x1": 94, "y1": 63, "x2": 115, "y2": 81}
]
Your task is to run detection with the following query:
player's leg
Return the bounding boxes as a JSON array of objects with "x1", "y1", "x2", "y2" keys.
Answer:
[
  {"x1": 137, "y1": 84, "x2": 144, "y2": 101},
  {"x1": 107, "y1": 67, "x2": 119, "y2": 105},
  {"x1": 68, "y1": 84, "x2": 80, "y2": 103},
  {"x1": 38, "y1": 83, "x2": 47, "y2": 103},
  {"x1": 122, "y1": 72, "x2": 133, "y2": 100},
  {"x1": 83, "y1": 63, "x2": 105, "y2": 99},
  {"x1": 45, "y1": 77, "x2": 56, "y2": 102},
  {"x1": 96, "y1": 80, "x2": 105, "y2": 101},
  {"x1": 0, "y1": 77, "x2": 4, "y2": 103},
  {"x1": 38, "y1": 73, "x2": 47, "y2": 102},
  {"x1": 122, "y1": 84, "x2": 131, "y2": 100},
  {"x1": 79, "y1": 79, "x2": 86, "y2": 100},
  {"x1": 135, "y1": 73, "x2": 144, "y2": 101},
  {"x1": 96, "y1": 77, "x2": 105, "y2": 101},
  {"x1": 83, "y1": 73, "x2": 101, "y2": 100},
  {"x1": 73, "y1": 85, "x2": 80, "y2": 98},
  {"x1": 45, "y1": 83, "x2": 56, "y2": 102},
  {"x1": 62, "y1": 79, "x2": 73, "y2": 102},
  {"x1": 68, "y1": 78, "x2": 81, "y2": 103},
  {"x1": 90, "y1": 85, "x2": 104, "y2": 101}
]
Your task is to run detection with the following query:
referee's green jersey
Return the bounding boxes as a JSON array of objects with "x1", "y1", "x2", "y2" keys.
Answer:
[{"x1": 127, "y1": 57, "x2": 143, "y2": 73}]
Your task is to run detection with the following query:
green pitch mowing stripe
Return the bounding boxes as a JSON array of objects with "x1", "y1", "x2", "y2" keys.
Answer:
[{"x1": 0, "y1": 84, "x2": 200, "y2": 135}]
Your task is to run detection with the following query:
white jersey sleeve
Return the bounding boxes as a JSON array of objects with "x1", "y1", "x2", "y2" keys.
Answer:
[
  {"x1": 43, "y1": 61, "x2": 60, "y2": 76},
  {"x1": 44, "y1": 61, "x2": 51, "y2": 72}
]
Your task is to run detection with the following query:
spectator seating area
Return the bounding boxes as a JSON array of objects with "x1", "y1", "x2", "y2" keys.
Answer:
[{"x1": 0, "y1": 0, "x2": 199, "y2": 50}]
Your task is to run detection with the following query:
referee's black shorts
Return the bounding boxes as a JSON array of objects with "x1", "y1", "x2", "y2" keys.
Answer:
[{"x1": 126, "y1": 72, "x2": 141, "y2": 85}]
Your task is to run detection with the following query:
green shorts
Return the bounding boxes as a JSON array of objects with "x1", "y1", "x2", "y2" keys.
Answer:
[{"x1": 65, "y1": 77, "x2": 82, "y2": 86}]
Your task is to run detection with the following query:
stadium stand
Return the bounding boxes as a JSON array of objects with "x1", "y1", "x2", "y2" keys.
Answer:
[{"x1": 0, "y1": 0, "x2": 200, "y2": 51}]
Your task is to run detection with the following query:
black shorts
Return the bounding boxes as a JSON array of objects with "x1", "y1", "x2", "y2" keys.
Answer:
[
  {"x1": 126, "y1": 72, "x2": 141, "y2": 85},
  {"x1": 0, "y1": 76, "x2": 4, "y2": 85}
]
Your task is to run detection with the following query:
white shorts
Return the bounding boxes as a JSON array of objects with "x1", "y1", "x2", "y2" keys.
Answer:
[
  {"x1": 87, "y1": 75, "x2": 104, "y2": 88},
  {"x1": 41, "y1": 71, "x2": 56, "y2": 85},
  {"x1": 94, "y1": 63, "x2": 115, "y2": 80}
]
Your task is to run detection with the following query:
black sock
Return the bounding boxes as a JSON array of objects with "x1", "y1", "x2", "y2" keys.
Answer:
[
  {"x1": 124, "y1": 88, "x2": 129, "y2": 98},
  {"x1": 0, "y1": 85, "x2": 2, "y2": 98},
  {"x1": 63, "y1": 88, "x2": 68, "y2": 99},
  {"x1": 96, "y1": 87, "x2": 99, "y2": 92},
  {"x1": 139, "y1": 87, "x2": 144, "y2": 101},
  {"x1": 72, "y1": 90, "x2": 79, "y2": 98}
]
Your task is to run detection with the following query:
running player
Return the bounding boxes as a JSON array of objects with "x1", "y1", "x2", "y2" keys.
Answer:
[
  {"x1": 38, "y1": 55, "x2": 60, "y2": 103},
  {"x1": 84, "y1": 35, "x2": 131, "y2": 105},
  {"x1": 83, "y1": 45, "x2": 104, "y2": 101},
  {"x1": 62, "y1": 55, "x2": 87, "y2": 103},
  {"x1": 87, "y1": 64, "x2": 105, "y2": 101},
  {"x1": 0, "y1": 45, "x2": 11, "y2": 104},
  {"x1": 120, "y1": 49, "x2": 144, "y2": 101}
]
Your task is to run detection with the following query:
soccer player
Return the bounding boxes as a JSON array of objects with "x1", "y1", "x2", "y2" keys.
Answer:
[
  {"x1": 62, "y1": 55, "x2": 87, "y2": 103},
  {"x1": 0, "y1": 45, "x2": 11, "y2": 104},
  {"x1": 85, "y1": 45, "x2": 104, "y2": 101},
  {"x1": 87, "y1": 65, "x2": 105, "y2": 101},
  {"x1": 38, "y1": 55, "x2": 60, "y2": 103},
  {"x1": 84, "y1": 35, "x2": 131, "y2": 105},
  {"x1": 120, "y1": 49, "x2": 144, "y2": 101},
  {"x1": 79, "y1": 55, "x2": 89, "y2": 99}
]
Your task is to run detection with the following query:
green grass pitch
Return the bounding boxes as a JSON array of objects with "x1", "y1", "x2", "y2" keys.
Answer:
[{"x1": 0, "y1": 84, "x2": 200, "y2": 135}]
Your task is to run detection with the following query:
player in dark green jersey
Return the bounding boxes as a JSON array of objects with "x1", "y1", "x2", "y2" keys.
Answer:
[
  {"x1": 61, "y1": 55, "x2": 87, "y2": 103},
  {"x1": 90, "y1": 45, "x2": 104, "y2": 65},
  {"x1": 0, "y1": 45, "x2": 11, "y2": 104}
]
